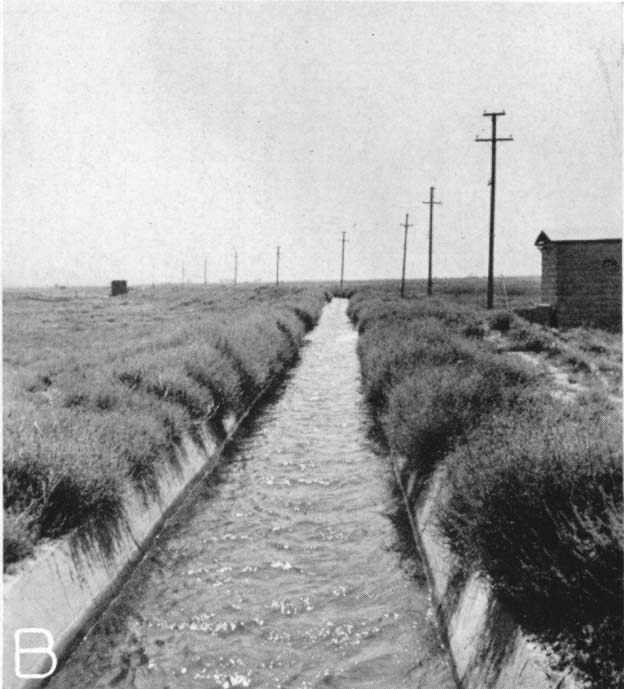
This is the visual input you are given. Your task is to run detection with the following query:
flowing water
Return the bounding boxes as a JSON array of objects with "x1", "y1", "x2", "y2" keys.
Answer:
[{"x1": 49, "y1": 299, "x2": 454, "y2": 689}]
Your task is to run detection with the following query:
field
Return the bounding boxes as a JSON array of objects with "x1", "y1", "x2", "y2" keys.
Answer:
[
  {"x1": 3, "y1": 283, "x2": 329, "y2": 569},
  {"x1": 346, "y1": 281, "x2": 622, "y2": 688},
  {"x1": 339, "y1": 275, "x2": 542, "y2": 309}
]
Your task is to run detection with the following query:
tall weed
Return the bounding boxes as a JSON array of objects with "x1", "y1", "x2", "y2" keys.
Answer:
[{"x1": 437, "y1": 401, "x2": 623, "y2": 687}]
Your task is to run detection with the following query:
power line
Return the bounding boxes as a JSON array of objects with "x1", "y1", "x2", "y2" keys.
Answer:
[
  {"x1": 422, "y1": 187, "x2": 442, "y2": 297},
  {"x1": 476, "y1": 110, "x2": 513, "y2": 309},
  {"x1": 400, "y1": 213, "x2": 413, "y2": 298}
]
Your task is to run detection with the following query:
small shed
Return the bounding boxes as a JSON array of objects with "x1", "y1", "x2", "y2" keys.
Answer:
[
  {"x1": 534, "y1": 232, "x2": 621, "y2": 328},
  {"x1": 110, "y1": 280, "x2": 128, "y2": 297}
]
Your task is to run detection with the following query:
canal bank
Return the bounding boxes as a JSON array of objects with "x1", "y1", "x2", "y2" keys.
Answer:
[
  {"x1": 394, "y1": 462, "x2": 579, "y2": 689},
  {"x1": 3, "y1": 382, "x2": 277, "y2": 688}
]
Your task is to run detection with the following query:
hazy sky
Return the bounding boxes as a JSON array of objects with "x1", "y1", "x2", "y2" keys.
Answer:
[{"x1": 3, "y1": 1, "x2": 622, "y2": 287}]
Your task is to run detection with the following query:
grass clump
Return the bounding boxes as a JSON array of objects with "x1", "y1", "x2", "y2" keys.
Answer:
[
  {"x1": 506, "y1": 320, "x2": 559, "y2": 353},
  {"x1": 383, "y1": 358, "x2": 528, "y2": 480},
  {"x1": 4, "y1": 409, "x2": 126, "y2": 557},
  {"x1": 182, "y1": 343, "x2": 245, "y2": 416},
  {"x1": 115, "y1": 355, "x2": 217, "y2": 421},
  {"x1": 351, "y1": 294, "x2": 532, "y2": 482},
  {"x1": 488, "y1": 309, "x2": 515, "y2": 333},
  {"x1": 3, "y1": 510, "x2": 38, "y2": 564}
]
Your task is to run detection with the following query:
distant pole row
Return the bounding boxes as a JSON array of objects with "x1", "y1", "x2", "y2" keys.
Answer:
[
  {"x1": 397, "y1": 192, "x2": 438, "y2": 300},
  {"x1": 395, "y1": 111, "x2": 512, "y2": 306},
  {"x1": 188, "y1": 112, "x2": 511, "y2": 304},
  {"x1": 228, "y1": 246, "x2": 281, "y2": 288}
]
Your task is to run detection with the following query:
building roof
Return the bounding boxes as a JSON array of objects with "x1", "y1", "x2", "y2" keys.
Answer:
[{"x1": 535, "y1": 231, "x2": 622, "y2": 247}]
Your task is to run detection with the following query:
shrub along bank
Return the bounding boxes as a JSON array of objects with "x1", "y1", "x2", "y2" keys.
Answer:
[
  {"x1": 348, "y1": 287, "x2": 623, "y2": 689},
  {"x1": 4, "y1": 285, "x2": 328, "y2": 569}
]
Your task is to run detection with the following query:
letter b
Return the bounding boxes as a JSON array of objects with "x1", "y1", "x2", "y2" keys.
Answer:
[{"x1": 14, "y1": 628, "x2": 58, "y2": 679}]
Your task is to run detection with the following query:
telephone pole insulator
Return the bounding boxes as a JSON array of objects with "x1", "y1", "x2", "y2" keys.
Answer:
[{"x1": 476, "y1": 110, "x2": 513, "y2": 309}]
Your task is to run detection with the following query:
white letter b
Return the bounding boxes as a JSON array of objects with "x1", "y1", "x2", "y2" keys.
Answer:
[{"x1": 15, "y1": 628, "x2": 58, "y2": 679}]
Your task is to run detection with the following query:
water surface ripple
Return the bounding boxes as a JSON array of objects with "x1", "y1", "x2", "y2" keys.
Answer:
[{"x1": 50, "y1": 299, "x2": 453, "y2": 689}]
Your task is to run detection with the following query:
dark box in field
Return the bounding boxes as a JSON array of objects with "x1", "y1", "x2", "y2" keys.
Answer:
[{"x1": 110, "y1": 280, "x2": 128, "y2": 296}]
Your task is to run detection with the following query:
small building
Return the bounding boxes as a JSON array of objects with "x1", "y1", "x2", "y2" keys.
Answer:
[
  {"x1": 534, "y1": 232, "x2": 621, "y2": 329},
  {"x1": 110, "y1": 280, "x2": 128, "y2": 297}
]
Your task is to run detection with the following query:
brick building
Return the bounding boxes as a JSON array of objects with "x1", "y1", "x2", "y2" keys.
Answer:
[{"x1": 534, "y1": 232, "x2": 621, "y2": 329}]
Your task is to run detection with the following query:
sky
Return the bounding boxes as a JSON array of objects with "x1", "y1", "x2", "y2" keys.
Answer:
[{"x1": 3, "y1": 1, "x2": 622, "y2": 287}]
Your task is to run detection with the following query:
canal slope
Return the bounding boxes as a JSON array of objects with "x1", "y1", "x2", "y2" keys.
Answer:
[{"x1": 48, "y1": 299, "x2": 453, "y2": 689}]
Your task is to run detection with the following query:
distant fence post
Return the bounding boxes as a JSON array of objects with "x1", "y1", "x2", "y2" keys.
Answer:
[{"x1": 110, "y1": 280, "x2": 128, "y2": 296}]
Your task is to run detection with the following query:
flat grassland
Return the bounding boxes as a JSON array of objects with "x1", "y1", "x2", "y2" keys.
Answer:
[
  {"x1": 3, "y1": 283, "x2": 328, "y2": 569},
  {"x1": 347, "y1": 280, "x2": 622, "y2": 688}
]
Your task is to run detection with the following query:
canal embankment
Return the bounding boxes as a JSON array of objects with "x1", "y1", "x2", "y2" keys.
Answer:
[
  {"x1": 395, "y1": 462, "x2": 576, "y2": 688},
  {"x1": 5, "y1": 408, "x2": 251, "y2": 687},
  {"x1": 348, "y1": 285, "x2": 623, "y2": 689}
]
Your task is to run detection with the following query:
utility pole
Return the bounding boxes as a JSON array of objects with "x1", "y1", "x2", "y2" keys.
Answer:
[
  {"x1": 203, "y1": 257, "x2": 207, "y2": 286},
  {"x1": 476, "y1": 110, "x2": 513, "y2": 309},
  {"x1": 422, "y1": 187, "x2": 442, "y2": 297},
  {"x1": 182, "y1": 262, "x2": 185, "y2": 287},
  {"x1": 234, "y1": 251, "x2": 238, "y2": 287},
  {"x1": 340, "y1": 232, "x2": 347, "y2": 289},
  {"x1": 276, "y1": 246, "x2": 280, "y2": 287},
  {"x1": 400, "y1": 213, "x2": 413, "y2": 298}
]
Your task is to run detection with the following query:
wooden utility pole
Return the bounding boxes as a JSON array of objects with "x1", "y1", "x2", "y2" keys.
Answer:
[
  {"x1": 234, "y1": 251, "x2": 238, "y2": 287},
  {"x1": 476, "y1": 110, "x2": 513, "y2": 309},
  {"x1": 400, "y1": 213, "x2": 413, "y2": 298},
  {"x1": 276, "y1": 246, "x2": 280, "y2": 287},
  {"x1": 422, "y1": 187, "x2": 442, "y2": 297},
  {"x1": 203, "y1": 257, "x2": 207, "y2": 286},
  {"x1": 340, "y1": 232, "x2": 347, "y2": 289},
  {"x1": 182, "y1": 262, "x2": 185, "y2": 286}
]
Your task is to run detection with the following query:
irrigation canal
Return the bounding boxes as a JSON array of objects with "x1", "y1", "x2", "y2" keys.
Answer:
[{"x1": 49, "y1": 299, "x2": 454, "y2": 689}]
